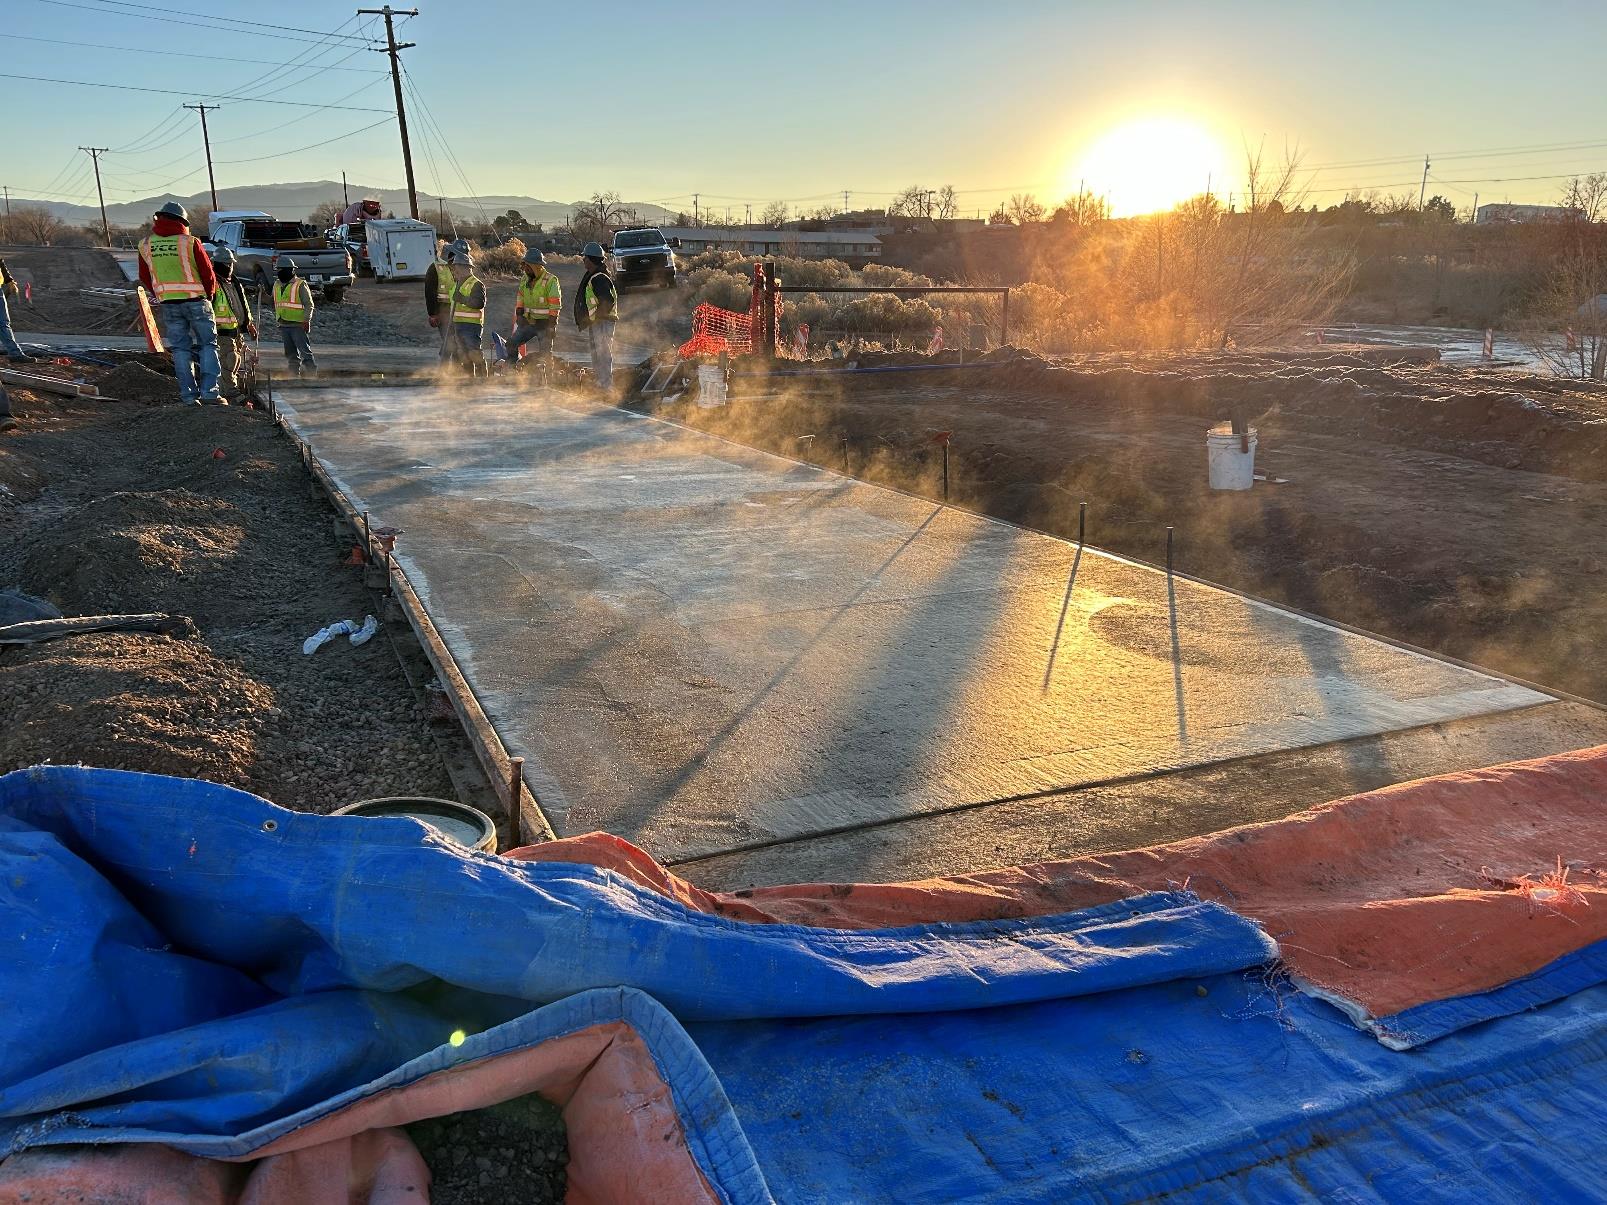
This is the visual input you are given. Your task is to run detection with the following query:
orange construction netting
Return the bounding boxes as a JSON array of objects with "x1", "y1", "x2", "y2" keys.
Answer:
[{"x1": 678, "y1": 301, "x2": 754, "y2": 359}]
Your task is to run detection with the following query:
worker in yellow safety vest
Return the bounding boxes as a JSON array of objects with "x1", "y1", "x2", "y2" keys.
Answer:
[
  {"x1": 573, "y1": 241, "x2": 619, "y2": 393},
  {"x1": 449, "y1": 253, "x2": 487, "y2": 378},
  {"x1": 273, "y1": 261, "x2": 318, "y2": 377},
  {"x1": 209, "y1": 246, "x2": 256, "y2": 402},
  {"x1": 137, "y1": 201, "x2": 224, "y2": 403},
  {"x1": 424, "y1": 238, "x2": 466, "y2": 363},
  {"x1": 509, "y1": 247, "x2": 561, "y2": 382}
]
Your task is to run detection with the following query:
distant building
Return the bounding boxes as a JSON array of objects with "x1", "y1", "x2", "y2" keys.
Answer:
[
  {"x1": 1475, "y1": 203, "x2": 1580, "y2": 224},
  {"x1": 661, "y1": 226, "x2": 882, "y2": 265}
]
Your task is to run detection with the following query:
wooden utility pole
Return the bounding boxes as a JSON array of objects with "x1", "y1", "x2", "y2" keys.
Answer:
[
  {"x1": 183, "y1": 103, "x2": 220, "y2": 212},
  {"x1": 1419, "y1": 154, "x2": 1430, "y2": 210},
  {"x1": 79, "y1": 147, "x2": 110, "y2": 246},
  {"x1": 343, "y1": 171, "x2": 350, "y2": 207},
  {"x1": 2, "y1": 185, "x2": 10, "y2": 219},
  {"x1": 359, "y1": 6, "x2": 420, "y2": 219}
]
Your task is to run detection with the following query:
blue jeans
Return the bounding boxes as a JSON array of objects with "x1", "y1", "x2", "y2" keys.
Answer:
[
  {"x1": 280, "y1": 325, "x2": 316, "y2": 373},
  {"x1": 0, "y1": 293, "x2": 28, "y2": 358},
  {"x1": 160, "y1": 298, "x2": 222, "y2": 402},
  {"x1": 588, "y1": 319, "x2": 615, "y2": 390},
  {"x1": 509, "y1": 320, "x2": 554, "y2": 362}
]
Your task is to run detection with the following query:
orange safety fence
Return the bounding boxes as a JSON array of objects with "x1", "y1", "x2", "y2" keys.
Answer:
[
  {"x1": 511, "y1": 743, "x2": 1607, "y2": 1022},
  {"x1": 677, "y1": 302, "x2": 753, "y2": 359}
]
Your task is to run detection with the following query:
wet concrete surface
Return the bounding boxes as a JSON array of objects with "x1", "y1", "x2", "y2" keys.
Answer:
[{"x1": 274, "y1": 383, "x2": 1581, "y2": 876}]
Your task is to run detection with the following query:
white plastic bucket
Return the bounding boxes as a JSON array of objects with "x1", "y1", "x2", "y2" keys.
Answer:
[{"x1": 1206, "y1": 426, "x2": 1258, "y2": 490}]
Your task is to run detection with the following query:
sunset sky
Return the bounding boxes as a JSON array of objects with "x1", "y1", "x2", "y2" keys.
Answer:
[{"x1": 7, "y1": 0, "x2": 1607, "y2": 216}]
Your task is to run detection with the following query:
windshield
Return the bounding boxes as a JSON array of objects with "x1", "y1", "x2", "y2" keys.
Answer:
[{"x1": 613, "y1": 230, "x2": 664, "y2": 249}]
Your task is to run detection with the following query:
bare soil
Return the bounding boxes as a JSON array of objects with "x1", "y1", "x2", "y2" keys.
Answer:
[
  {"x1": 407, "y1": 1093, "x2": 567, "y2": 1204},
  {"x1": 658, "y1": 348, "x2": 1607, "y2": 702},
  {"x1": 0, "y1": 244, "x2": 137, "y2": 337},
  {"x1": 0, "y1": 362, "x2": 455, "y2": 809}
]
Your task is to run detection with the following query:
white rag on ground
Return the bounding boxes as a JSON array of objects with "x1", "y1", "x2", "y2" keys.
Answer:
[{"x1": 302, "y1": 615, "x2": 378, "y2": 655}]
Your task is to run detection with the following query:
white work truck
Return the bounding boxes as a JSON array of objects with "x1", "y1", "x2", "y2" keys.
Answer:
[{"x1": 335, "y1": 218, "x2": 437, "y2": 282}]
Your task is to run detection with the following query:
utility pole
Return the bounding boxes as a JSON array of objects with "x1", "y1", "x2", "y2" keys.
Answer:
[
  {"x1": 744, "y1": 203, "x2": 751, "y2": 227},
  {"x1": 1419, "y1": 153, "x2": 1430, "y2": 210},
  {"x1": 79, "y1": 147, "x2": 110, "y2": 246},
  {"x1": 843, "y1": 189, "x2": 850, "y2": 214},
  {"x1": 183, "y1": 102, "x2": 219, "y2": 212},
  {"x1": 2, "y1": 185, "x2": 9, "y2": 219},
  {"x1": 1471, "y1": 192, "x2": 1479, "y2": 224},
  {"x1": 343, "y1": 171, "x2": 349, "y2": 207},
  {"x1": 693, "y1": 193, "x2": 699, "y2": 225},
  {"x1": 359, "y1": 6, "x2": 420, "y2": 219}
]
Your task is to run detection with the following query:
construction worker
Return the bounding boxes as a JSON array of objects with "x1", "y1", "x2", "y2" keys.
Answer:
[
  {"x1": 136, "y1": 201, "x2": 223, "y2": 404},
  {"x1": 209, "y1": 247, "x2": 256, "y2": 403},
  {"x1": 574, "y1": 241, "x2": 618, "y2": 393},
  {"x1": 0, "y1": 254, "x2": 32, "y2": 362},
  {"x1": 273, "y1": 262, "x2": 318, "y2": 377},
  {"x1": 510, "y1": 248, "x2": 561, "y2": 381},
  {"x1": 449, "y1": 253, "x2": 487, "y2": 377},
  {"x1": 423, "y1": 240, "x2": 459, "y2": 363}
]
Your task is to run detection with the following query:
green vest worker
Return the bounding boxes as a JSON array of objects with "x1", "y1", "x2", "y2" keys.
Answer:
[
  {"x1": 449, "y1": 254, "x2": 487, "y2": 378},
  {"x1": 136, "y1": 201, "x2": 223, "y2": 403},
  {"x1": 424, "y1": 238, "x2": 466, "y2": 363},
  {"x1": 209, "y1": 246, "x2": 256, "y2": 402},
  {"x1": 273, "y1": 262, "x2": 318, "y2": 378},
  {"x1": 511, "y1": 247, "x2": 561, "y2": 379},
  {"x1": 574, "y1": 241, "x2": 618, "y2": 393}
]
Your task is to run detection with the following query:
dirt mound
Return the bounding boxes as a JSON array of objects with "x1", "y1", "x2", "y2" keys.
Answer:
[
  {"x1": 408, "y1": 1094, "x2": 567, "y2": 1204},
  {"x1": 99, "y1": 361, "x2": 179, "y2": 404},
  {"x1": 0, "y1": 632, "x2": 270, "y2": 783},
  {"x1": 20, "y1": 489, "x2": 251, "y2": 623}
]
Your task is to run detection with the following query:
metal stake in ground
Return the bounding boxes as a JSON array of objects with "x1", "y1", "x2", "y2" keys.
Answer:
[
  {"x1": 1166, "y1": 526, "x2": 1174, "y2": 577},
  {"x1": 1078, "y1": 501, "x2": 1087, "y2": 546},
  {"x1": 362, "y1": 510, "x2": 372, "y2": 561},
  {"x1": 507, "y1": 755, "x2": 525, "y2": 845}
]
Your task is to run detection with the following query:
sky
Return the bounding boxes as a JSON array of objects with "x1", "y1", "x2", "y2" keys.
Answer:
[{"x1": 6, "y1": 0, "x2": 1607, "y2": 218}]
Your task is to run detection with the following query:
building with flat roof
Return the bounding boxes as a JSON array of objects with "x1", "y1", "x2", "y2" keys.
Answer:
[
  {"x1": 662, "y1": 226, "x2": 882, "y2": 265},
  {"x1": 1475, "y1": 203, "x2": 1579, "y2": 224}
]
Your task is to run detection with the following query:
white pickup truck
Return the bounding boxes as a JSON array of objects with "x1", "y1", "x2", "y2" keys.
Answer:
[{"x1": 206, "y1": 210, "x2": 356, "y2": 302}]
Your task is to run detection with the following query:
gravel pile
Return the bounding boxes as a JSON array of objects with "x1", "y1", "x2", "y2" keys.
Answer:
[
  {"x1": 408, "y1": 1093, "x2": 568, "y2": 1204},
  {"x1": 0, "y1": 392, "x2": 452, "y2": 811},
  {"x1": 99, "y1": 360, "x2": 180, "y2": 404}
]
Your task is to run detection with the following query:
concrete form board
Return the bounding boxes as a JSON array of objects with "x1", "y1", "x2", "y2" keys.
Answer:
[{"x1": 280, "y1": 385, "x2": 1551, "y2": 865}]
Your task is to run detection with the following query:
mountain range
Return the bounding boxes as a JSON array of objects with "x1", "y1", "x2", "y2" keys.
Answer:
[{"x1": 9, "y1": 181, "x2": 679, "y2": 230}]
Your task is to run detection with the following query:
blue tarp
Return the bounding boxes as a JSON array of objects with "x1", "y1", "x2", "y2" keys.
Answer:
[{"x1": 3, "y1": 766, "x2": 1604, "y2": 1202}]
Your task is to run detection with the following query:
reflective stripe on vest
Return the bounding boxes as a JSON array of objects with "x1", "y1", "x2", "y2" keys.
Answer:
[
  {"x1": 583, "y1": 272, "x2": 617, "y2": 321},
  {"x1": 517, "y1": 271, "x2": 562, "y2": 320},
  {"x1": 274, "y1": 280, "x2": 308, "y2": 323},
  {"x1": 452, "y1": 275, "x2": 484, "y2": 324},
  {"x1": 212, "y1": 286, "x2": 239, "y2": 331},
  {"x1": 140, "y1": 233, "x2": 207, "y2": 301}
]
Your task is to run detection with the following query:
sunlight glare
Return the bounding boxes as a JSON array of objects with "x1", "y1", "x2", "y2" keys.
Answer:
[{"x1": 1073, "y1": 118, "x2": 1229, "y2": 217}]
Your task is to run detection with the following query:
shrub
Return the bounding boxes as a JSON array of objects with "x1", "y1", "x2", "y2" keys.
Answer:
[{"x1": 469, "y1": 237, "x2": 526, "y2": 277}]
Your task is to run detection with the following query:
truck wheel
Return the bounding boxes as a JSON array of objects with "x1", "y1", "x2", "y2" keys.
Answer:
[
  {"x1": 254, "y1": 267, "x2": 272, "y2": 295},
  {"x1": 323, "y1": 286, "x2": 346, "y2": 304}
]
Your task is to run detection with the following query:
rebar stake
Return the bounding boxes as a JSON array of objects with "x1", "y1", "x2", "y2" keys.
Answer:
[
  {"x1": 362, "y1": 510, "x2": 372, "y2": 561},
  {"x1": 942, "y1": 441, "x2": 950, "y2": 502},
  {"x1": 1166, "y1": 526, "x2": 1174, "y2": 577},
  {"x1": 1078, "y1": 501, "x2": 1087, "y2": 546},
  {"x1": 507, "y1": 756, "x2": 526, "y2": 846}
]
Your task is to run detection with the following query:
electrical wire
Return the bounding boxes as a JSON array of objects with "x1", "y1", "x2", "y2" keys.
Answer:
[
  {"x1": 215, "y1": 117, "x2": 395, "y2": 165},
  {"x1": 0, "y1": 31, "x2": 385, "y2": 72},
  {"x1": 27, "y1": 0, "x2": 374, "y2": 46},
  {"x1": 0, "y1": 70, "x2": 393, "y2": 110},
  {"x1": 399, "y1": 64, "x2": 487, "y2": 224}
]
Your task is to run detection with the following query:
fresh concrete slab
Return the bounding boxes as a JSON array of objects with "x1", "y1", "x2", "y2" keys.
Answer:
[{"x1": 277, "y1": 384, "x2": 1564, "y2": 873}]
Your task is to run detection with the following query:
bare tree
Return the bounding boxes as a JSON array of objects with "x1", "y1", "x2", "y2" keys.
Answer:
[
  {"x1": 569, "y1": 192, "x2": 639, "y2": 244},
  {"x1": 1050, "y1": 191, "x2": 1110, "y2": 227},
  {"x1": 3, "y1": 206, "x2": 73, "y2": 246},
  {"x1": 888, "y1": 186, "x2": 930, "y2": 219},
  {"x1": 308, "y1": 199, "x2": 345, "y2": 230},
  {"x1": 760, "y1": 201, "x2": 789, "y2": 228},
  {"x1": 1007, "y1": 193, "x2": 1046, "y2": 224},
  {"x1": 934, "y1": 185, "x2": 958, "y2": 219},
  {"x1": 1562, "y1": 173, "x2": 1607, "y2": 223}
]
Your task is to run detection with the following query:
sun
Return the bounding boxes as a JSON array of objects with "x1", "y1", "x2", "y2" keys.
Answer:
[{"x1": 1072, "y1": 118, "x2": 1229, "y2": 218}]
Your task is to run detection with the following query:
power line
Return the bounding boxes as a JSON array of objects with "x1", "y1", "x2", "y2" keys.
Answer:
[
  {"x1": 0, "y1": 31, "x2": 385, "y2": 71},
  {"x1": 215, "y1": 117, "x2": 395, "y2": 165},
  {"x1": 358, "y1": 6, "x2": 419, "y2": 219},
  {"x1": 399, "y1": 63, "x2": 487, "y2": 225},
  {"x1": 28, "y1": 0, "x2": 375, "y2": 45},
  {"x1": 78, "y1": 147, "x2": 111, "y2": 245},
  {"x1": 208, "y1": 76, "x2": 391, "y2": 146},
  {"x1": 0, "y1": 71, "x2": 393, "y2": 110}
]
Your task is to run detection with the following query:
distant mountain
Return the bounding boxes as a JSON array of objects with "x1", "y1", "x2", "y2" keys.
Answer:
[{"x1": 9, "y1": 181, "x2": 678, "y2": 230}]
